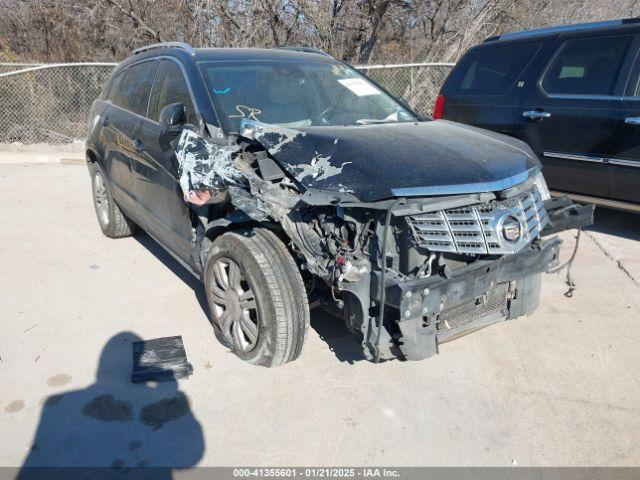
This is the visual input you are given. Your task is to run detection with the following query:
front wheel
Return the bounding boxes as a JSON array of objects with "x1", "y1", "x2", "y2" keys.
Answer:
[{"x1": 204, "y1": 228, "x2": 309, "y2": 367}]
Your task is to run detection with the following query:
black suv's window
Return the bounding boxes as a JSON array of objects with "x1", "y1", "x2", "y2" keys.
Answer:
[
  {"x1": 148, "y1": 60, "x2": 197, "y2": 124},
  {"x1": 542, "y1": 36, "x2": 632, "y2": 96},
  {"x1": 111, "y1": 60, "x2": 157, "y2": 116},
  {"x1": 448, "y1": 43, "x2": 540, "y2": 96}
]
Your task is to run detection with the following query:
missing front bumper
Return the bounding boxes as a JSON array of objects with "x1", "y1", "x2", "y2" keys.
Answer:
[
  {"x1": 363, "y1": 195, "x2": 594, "y2": 362},
  {"x1": 371, "y1": 236, "x2": 562, "y2": 361}
]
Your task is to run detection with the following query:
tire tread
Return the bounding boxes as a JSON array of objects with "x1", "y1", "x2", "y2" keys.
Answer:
[{"x1": 207, "y1": 228, "x2": 309, "y2": 367}]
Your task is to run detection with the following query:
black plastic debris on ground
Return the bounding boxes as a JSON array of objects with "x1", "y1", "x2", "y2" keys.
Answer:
[{"x1": 131, "y1": 336, "x2": 193, "y2": 383}]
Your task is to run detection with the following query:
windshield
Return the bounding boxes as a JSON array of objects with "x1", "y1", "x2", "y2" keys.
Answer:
[{"x1": 198, "y1": 60, "x2": 416, "y2": 131}]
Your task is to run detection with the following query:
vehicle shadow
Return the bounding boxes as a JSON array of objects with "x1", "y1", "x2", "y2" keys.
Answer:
[
  {"x1": 17, "y1": 332, "x2": 205, "y2": 479},
  {"x1": 310, "y1": 308, "x2": 365, "y2": 364},
  {"x1": 133, "y1": 231, "x2": 365, "y2": 364},
  {"x1": 133, "y1": 231, "x2": 210, "y2": 319},
  {"x1": 585, "y1": 206, "x2": 640, "y2": 242}
]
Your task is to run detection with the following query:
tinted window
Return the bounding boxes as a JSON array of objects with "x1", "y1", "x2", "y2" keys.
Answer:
[
  {"x1": 148, "y1": 60, "x2": 197, "y2": 124},
  {"x1": 104, "y1": 71, "x2": 123, "y2": 101},
  {"x1": 112, "y1": 60, "x2": 157, "y2": 116},
  {"x1": 448, "y1": 43, "x2": 540, "y2": 95},
  {"x1": 199, "y1": 61, "x2": 415, "y2": 130},
  {"x1": 542, "y1": 36, "x2": 632, "y2": 95}
]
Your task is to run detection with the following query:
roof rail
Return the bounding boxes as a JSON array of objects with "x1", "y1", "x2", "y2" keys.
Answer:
[
  {"x1": 133, "y1": 42, "x2": 196, "y2": 56},
  {"x1": 486, "y1": 17, "x2": 640, "y2": 42},
  {"x1": 276, "y1": 46, "x2": 333, "y2": 58}
]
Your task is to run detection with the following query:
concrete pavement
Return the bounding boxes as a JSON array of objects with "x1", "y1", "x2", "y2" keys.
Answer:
[{"x1": 1, "y1": 162, "x2": 639, "y2": 467}]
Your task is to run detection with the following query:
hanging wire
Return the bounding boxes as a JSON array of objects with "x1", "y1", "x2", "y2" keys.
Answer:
[{"x1": 547, "y1": 228, "x2": 582, "y2": 298}]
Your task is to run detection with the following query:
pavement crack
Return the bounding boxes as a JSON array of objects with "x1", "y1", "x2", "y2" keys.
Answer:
[{"x1": 584, "y1": 230, "x2": 639, "y2": 287}]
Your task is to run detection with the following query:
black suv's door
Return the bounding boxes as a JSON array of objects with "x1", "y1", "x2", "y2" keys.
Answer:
[
  {"x1": 516, "y1": 34, "x2": 634, "y2": 198},
  {"x1": 132, "y1": 59, "x2": 199, "y2": 264},
  {"x1": 610, "y1": 38, "x2": 640, "y2": 204},
  {"x1": 440, "y1": 41, "x2": 543, "y2": 136},
  {"x1": 102, "y1": 60, "x2": 158, "y2": 213}
]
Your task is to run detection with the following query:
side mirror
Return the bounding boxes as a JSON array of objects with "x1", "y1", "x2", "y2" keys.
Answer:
[{"x1": 159, "y1": 102, "x2": 186, "y2": 136}]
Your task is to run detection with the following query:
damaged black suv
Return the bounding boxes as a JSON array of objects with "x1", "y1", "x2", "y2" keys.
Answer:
[{"x1": 86, "y1": 42, "x2": 593, "y2": 367}]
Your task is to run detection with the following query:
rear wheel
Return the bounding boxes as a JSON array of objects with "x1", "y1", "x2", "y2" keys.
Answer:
[
  {"x1": 90, "y1": 163, "x2": 136, "y2": 238},
  {"x1": 204, "y1": 228, "x2": 309, "y2": 367}
]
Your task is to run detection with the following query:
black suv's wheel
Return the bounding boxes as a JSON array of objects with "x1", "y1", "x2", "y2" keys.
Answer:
[
  {"x1": 204, "y1": 228, "x2": 309, "y2": 367},
  {"x1": 90, "y1": 163, "x2": 136, "y2": 238}
]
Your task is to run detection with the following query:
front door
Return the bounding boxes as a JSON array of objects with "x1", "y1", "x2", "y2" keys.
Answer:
[
  {"x1": 132, "y1": 59, "x2": 199, "y2": 264},
  {"x1": 516, "y1": 34, "x2": 634, "y2": 198},
  {"x1": 610, "y1": 42, "x2": 640, "y2": 204}
]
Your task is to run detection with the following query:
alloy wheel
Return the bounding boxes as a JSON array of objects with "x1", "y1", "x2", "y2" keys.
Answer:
[
  {"x1": 209, "y1": 257, "x2": 259, "y2": 352},
  {"x1": 93, "y1": 171, "x2": 109, "y2": 226}
]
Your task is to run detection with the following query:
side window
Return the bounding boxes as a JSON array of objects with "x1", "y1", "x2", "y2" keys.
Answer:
[
  {"x1": 448, "y1": 43, "x2": 540, "y2": 96},
  {"x1": 542, "y1": 36, "x2": 632, "y2": 96},
  {"x1": 112, "y1": 60, "x2": 157, "y2": 116},
  {"x1": 104, "y1": 71, "x2": 123, "y2": 101},
  {"x1": 148, "y1": 60, "x2": 197, "y2": 124}
]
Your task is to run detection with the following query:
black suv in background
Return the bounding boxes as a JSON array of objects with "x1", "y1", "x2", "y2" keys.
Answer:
[
  {"x1": 86, "y1": 43, "x2": 591, "y2": 367},
  {"x1": 436, "y1": 18, "x2": 640, "y2": 212}
]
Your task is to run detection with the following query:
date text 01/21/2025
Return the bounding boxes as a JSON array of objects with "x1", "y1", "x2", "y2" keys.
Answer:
[{"x1": 232, "y1": 468, "x2": 400, "y2": 478}]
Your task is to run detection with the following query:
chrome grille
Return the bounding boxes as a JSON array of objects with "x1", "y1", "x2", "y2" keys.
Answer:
[{"x1": 407, "y1": 186, "x2": 549, "y2": 255}]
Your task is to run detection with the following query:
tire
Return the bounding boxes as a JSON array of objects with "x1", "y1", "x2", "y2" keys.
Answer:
[
  {"x1": 90, "y1": 163, "x2": 136, "y2": 238},
  {"x1": 204, "y1": 228, "x2": 310, "y2": 367}
]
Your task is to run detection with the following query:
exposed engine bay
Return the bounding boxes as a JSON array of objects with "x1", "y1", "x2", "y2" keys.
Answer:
[{"x1": 175, "y1": 120, "x2": 594, "y2": 362}]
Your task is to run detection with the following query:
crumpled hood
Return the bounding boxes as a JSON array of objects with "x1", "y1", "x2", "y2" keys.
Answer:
[{"x1": 248, "y1": 120, "x2": 541, "y2": 202}]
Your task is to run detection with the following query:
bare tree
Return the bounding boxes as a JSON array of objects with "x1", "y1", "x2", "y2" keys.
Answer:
[{"x1": 1, "y1": 0, "x2": 639, "y2": 63}]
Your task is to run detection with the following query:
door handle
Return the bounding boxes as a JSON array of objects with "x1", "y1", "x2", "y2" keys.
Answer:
[
  {"x1": 134, "y1": 139, "x2": 144, "y2": 154},
  {"x1": 102, "y1": 116, "x2": 110, "y2": 127},
  {"x1": 523, "y1": 110, "x2": 551, "y2": 120},
  {"x1": 625, "y1": 117, "x2": 640, "y2": 125}
]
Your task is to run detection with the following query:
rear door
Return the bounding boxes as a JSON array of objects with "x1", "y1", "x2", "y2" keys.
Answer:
[
  {"x1": 516, "y1": 34, "x2": 634, "y2": 198},
  {"x1": 133, "y1": 58, "x2": 200, "y2": 264},
  {"x1": 440, "y1": 41, "x2": 543, "y2": 135},
  {"x1": 102, "y1": 60, "x2": 158, "y2": 212},
  {"x1": 609, "y1": 37, "x2": 640, "y2": 204},
  {"x1": 100, "y1": 70, "x2": 138, "y2": 211}
]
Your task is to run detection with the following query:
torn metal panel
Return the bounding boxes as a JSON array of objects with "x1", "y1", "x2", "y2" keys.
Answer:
[
  {"x1": 240, "y1": 119, "x2": 351, "y2": 193},
  {"x1": 240, "y1": 119, "x2": 307, "y2": 155},
  {"x1": 175, "y1": 128, "x2": 241, "y2": 205}
]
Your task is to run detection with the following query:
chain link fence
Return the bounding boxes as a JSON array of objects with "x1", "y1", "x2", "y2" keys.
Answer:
[
  {"x1": 0, "y1": 61, "x2": 454, "y2": 144},
  {"x1": 0, "y1": 63, "x2": 43, "y2": 74},
  {"x1": 0, "y1": 63, "x2": 116, "y2": 143},
  {"x1": 356, "y1": 62, "x2": 455, "y2": 117}
]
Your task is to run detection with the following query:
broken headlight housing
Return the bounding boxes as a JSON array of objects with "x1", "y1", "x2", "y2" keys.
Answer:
[{"x1": 532, "y1": 171, "x2": 551, "y2": 201}]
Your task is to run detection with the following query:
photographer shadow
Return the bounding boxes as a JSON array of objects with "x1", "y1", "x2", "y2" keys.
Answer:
[{"x1": 18, "y1": 332, "x2": 204, "y2": 480}]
